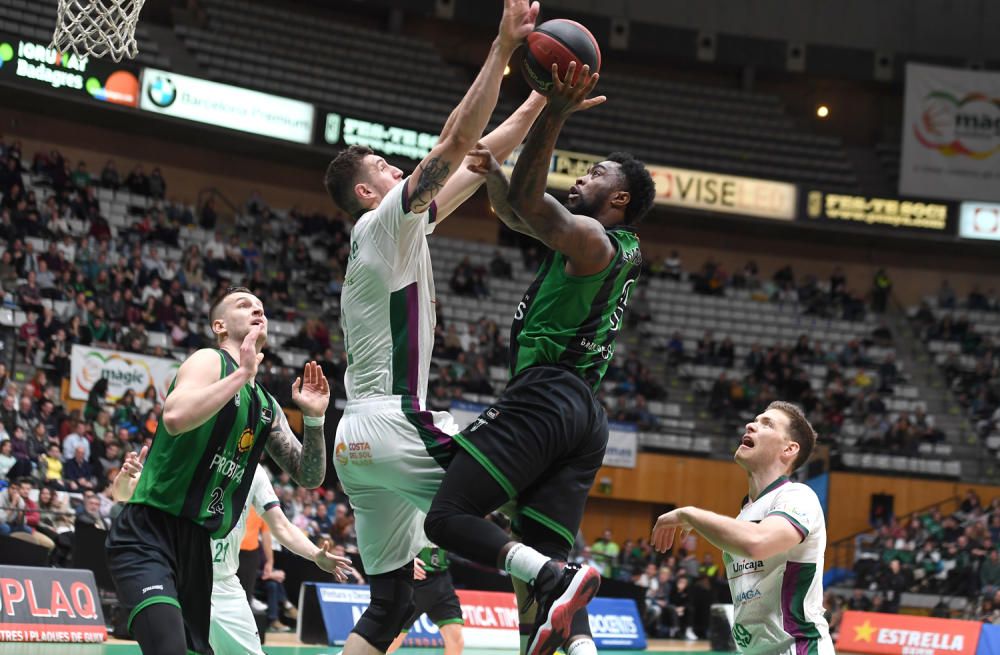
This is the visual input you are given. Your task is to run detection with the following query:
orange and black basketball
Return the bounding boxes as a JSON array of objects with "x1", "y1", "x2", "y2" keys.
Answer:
[{"x1": 521, "y1": 19, "x2": 602, "y2": 93}]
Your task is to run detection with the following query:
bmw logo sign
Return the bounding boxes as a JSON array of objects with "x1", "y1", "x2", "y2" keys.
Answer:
[{"x1": 147, "y1": 76, "x2": 177, "y2": 108}]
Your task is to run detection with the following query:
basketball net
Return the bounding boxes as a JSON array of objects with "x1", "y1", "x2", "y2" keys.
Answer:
[{"x1": 51, "y1": 0, "x2": 146, "y2": 62}]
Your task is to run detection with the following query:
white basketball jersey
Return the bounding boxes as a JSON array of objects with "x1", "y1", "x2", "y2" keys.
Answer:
[
  {"x1": 211, "y1": 465, "x2": 279, "y2": 581},
  {"x1": 725, "y1": 477, "x2": 833, "y2": 655},
  {"x1": 340, "y1": 177, "x2": 438, "y2": 401}
]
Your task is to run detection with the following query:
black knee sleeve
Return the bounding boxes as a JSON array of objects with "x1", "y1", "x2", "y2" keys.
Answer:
[
  {"x1": 352, "y1": 564, "x2": 416, "y2": 652},
  {"x1": 131, "y1": 602, "x2": 189, "y2": 655},
  {"x1": 425, "y1": 451, "x2": 513, "y2": 566}
]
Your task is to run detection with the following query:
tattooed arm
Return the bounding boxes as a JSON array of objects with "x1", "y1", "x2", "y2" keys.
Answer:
[
  {"x1": 431, "y1": 93, "x2": 547, "y2": 223},
  {"x1": 265, "y1": 361, "x2": 329, "y2": 489},
  {"x1": 406, "y1": 0, "x2": 538, "y2": 213},
  {"x1": 265, "y1": 411, "x2": 326, "y2": 489}
]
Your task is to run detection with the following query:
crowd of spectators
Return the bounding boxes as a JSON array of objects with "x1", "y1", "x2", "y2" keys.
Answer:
[
  {"x1": 0, "y1": 140, "x2": 365, "y2": 574},
  {"x1": 691, "y1": 321, "x2": 945, "y2": 458},
  {"x1": 829, "y1": 490, "x2": 1000, "y2": 629},
  {"x1": 642, "y1": 253, "x2": 877, "y2": 323},
  {"x1": 577, "y1": 528, "x2": 731, "y2": 640},
  {"x1": 912, "y1": 291, "x2": 1000, "y2": 459},
  {"x1": 630, "y1": 251, "x2": 949, "y2": 460}
]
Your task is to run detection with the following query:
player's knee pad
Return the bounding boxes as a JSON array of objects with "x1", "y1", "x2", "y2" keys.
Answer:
[{"x1": 352, "y1": 565, "x2": 416, "y2": 652}]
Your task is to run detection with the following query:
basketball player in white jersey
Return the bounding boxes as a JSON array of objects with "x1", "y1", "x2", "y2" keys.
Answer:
[
  {"x1": 321, "y1": 2, "x2": 542, "y2": 653},
  {"x1": 114, "y1": 453, "x2": 351, "y2": 655},
  {"x1": 651, "y1": 401, "x2": 833, "y2": 655}
]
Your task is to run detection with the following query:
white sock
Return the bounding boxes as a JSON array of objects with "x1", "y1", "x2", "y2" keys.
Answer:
[
  {"x1": 567, "y1": 638, "x2": 597, "y2": 655},
  {"x1": 505, "y1": 543, "x2": 550, "y2": 584},
  {"x1": 519, "y1": 633, "x2": 530, "y2": 655}
]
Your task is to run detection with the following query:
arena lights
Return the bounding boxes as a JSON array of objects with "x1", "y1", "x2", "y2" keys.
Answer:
[{"x1": 816, "y1": 104, "x2": 830, "y2": 118}]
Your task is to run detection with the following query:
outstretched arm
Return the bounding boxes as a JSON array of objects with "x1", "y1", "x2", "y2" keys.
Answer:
[
  {"x1": 433, "y1": 92, "x2": 547, "y2": 222},
  {"x1": 652, "y1": 507, "x2": 802, "y2": 560},
  {"x1": 406, "y1": 0, "x2": 539, "y2": 214},
  {"x1": 507, "y1": 64, "x2": 615, "y2": 275},
  {"x1": 261, "y1": 506, "x2": 350, "y2": 581}
]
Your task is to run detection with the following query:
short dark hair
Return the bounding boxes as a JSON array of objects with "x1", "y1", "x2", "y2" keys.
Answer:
[
  {"x1": 767, "y1": 400, "x2": 817, "y2": 473},
  {"x1": 209, "y1": 286, "x2": 252, "y2": 324},
  {"x1": 607, "y1": 152, "x2": 656, "y2": 225},
  {"x1": 324, "y1": 145, "x2": 373, "y2": 217}
]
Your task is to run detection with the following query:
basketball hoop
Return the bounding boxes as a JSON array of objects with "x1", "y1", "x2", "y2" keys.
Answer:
[{"x1": 50, "y1": 0, "x2": 146, "y2": 62}]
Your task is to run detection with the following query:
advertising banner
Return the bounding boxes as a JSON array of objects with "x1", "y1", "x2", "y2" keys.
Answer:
[
  {"x1": 647, "y1": 164, "x2": 797, "y2": 220},
  {"x1": 69, "y1": 344, "x2": 180, "y2": 403},
  {"x1": 803, "y1": 190, "x2": 953, "y2": 234},
  {"x1": 0, "y1": 566, "x2": 106, "y2": 643},
  {"x1": 323, "y1": 112, "x2": 438, "y2": 160},
  {"x1": 605, "y1": 422, "x2": 638, "y2": 469},
  {"x1": 977, "y1": 624, "x2": 1000, "y2": 655},
  {"x1": 837, "y1": 610, "x2": 982, "y2": 655},
  {"x1": 308, "y1": 583, "x2": 645, "y2": 650},
  {"x1": 0, "y1": 32, "x2": 139, "y2": 107},
  {"x1": 959, "y1": 201, "x2": 1000, "y2": 241},
  {"x1": 310, "y1": 584, "x2": 518, "y2": 649},
  {"x1": 501, "y1": 148, "x2": 796, "y2": 220},
  {"x1": 587, "y1": 598, "x2": 647, "y2": 649},
  {"x1": 140, "y1": 68, "x2": 314, "y2": 143},
  {"x1": 901, "y1": 63, "x2": 1000, "y2": 202}
]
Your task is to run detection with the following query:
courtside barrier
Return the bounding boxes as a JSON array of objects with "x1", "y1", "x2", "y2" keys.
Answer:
[
  {"x1": 298, "y1": 584, "x2": 518, "y2": 649},
  {"x1": 0, "y1": 566, "x2": 106, "y2": 643},
  {"x1": 298, "y1": 583, "x2": 647, "y2": 649},
  {"x1": 837, "y1": 610, "x2": 983, "y2": 655}
]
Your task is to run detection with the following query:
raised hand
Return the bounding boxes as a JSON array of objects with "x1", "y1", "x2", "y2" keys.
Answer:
[
  {"x1": 466, "y1": 143, "x2": 503, "y2": 177},
  {"x1": 547, "y1": 61, "x2": 606, "y2": 117},
  {"x1": 111, "y1": 445, "x2": 149, "y2": 502},
  {"x1": 291, "y1": 361, "x2": 331, "y2": 419},
  {"x1": 239, "y1": 324, "x2": 264, "y2": 380},
  {"x1": 498, "y1": 0, "x2": 540, "y2": 52},
  {"x1": 122, "y1": 445, "x2": 149, "y2": 479}
]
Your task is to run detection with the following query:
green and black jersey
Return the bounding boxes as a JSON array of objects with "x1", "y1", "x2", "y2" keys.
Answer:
[
  {"x1": 510, "y1": 227, "x2": 641, "y2": 391},
  {"x1": 418, "y1": 545, "x2": 451, "y2": 574},
  {"x1": 129, "y1": 349, "x2": 277, "y2": 539}
]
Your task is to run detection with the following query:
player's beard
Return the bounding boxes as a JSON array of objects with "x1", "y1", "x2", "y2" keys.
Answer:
[{"x1": 566, "y1": 192, "x2": 600, "y2": 217}]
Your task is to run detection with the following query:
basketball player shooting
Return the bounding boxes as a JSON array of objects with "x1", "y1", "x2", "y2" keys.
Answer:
[
  {"x1": 321, "y1": 2, "x2": 544, "y2": 655},
  {"x1": 424, "y1": 61, "x2": 657, "y2": 655}
]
